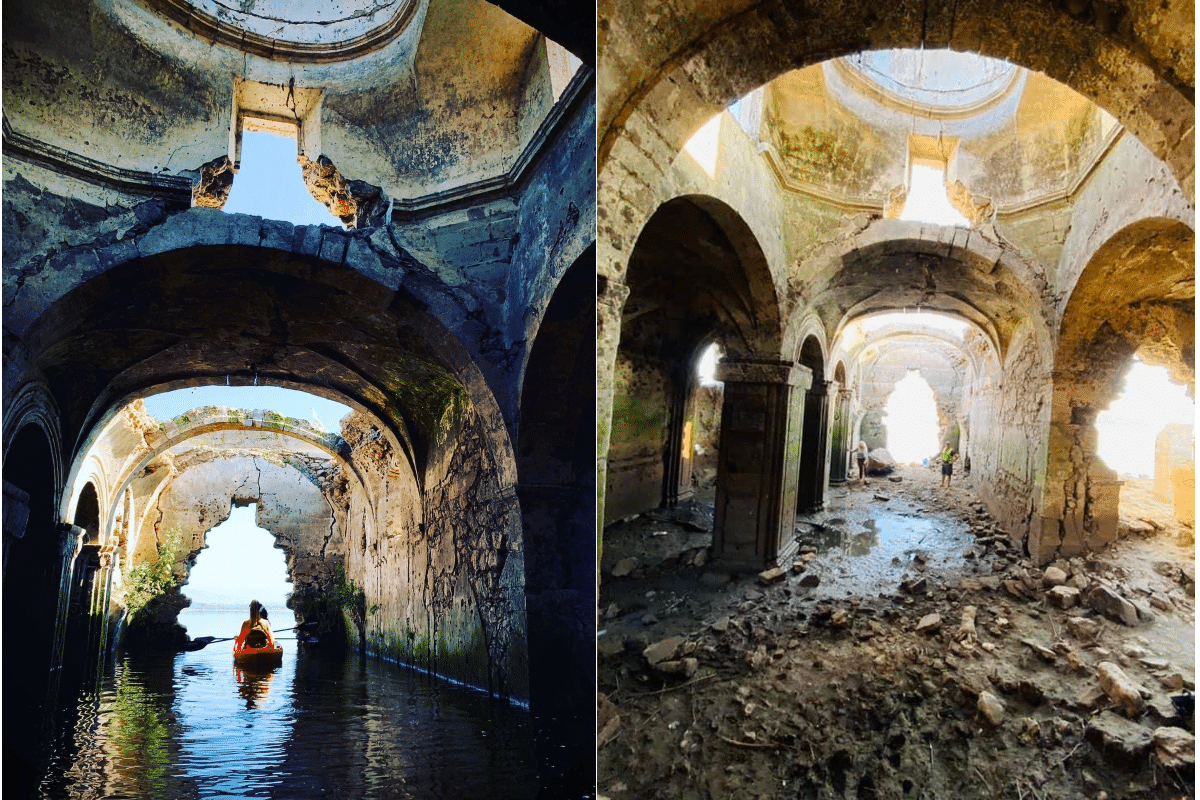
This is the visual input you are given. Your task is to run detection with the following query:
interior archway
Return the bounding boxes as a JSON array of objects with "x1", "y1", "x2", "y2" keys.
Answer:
[{"x1": 3, "y1": 423, "x2": 62, "y2": 793}]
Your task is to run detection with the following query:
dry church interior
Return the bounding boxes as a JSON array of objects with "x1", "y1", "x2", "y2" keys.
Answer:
[{"x1": 1, "y1": 0, "x2": 1194, "y2": 799}]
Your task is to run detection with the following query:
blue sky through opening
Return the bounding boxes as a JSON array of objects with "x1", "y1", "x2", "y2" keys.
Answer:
[
  {"x1": 223, "y1": 130, "x2": 343, "y2": 227},
  {"x1": 177, "y1": 504, "x2": 292, "y2": 627},
  {"x1": 142, "y1": 386, "x2": 352, "y2": 432}
]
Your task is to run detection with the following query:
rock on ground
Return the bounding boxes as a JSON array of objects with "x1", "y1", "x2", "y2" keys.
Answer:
[
  {"x1": 1084, "y1": 711, "x2": 1153, "y2": 766},
  {"x1": 1096, "y1": 661, "x2": 1147, "y2": 717},
  {"x1": 1152, "y1": 726, "x2": 1195, "y2": 769}
]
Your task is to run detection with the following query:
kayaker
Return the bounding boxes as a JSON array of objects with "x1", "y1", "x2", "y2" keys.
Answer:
[{"x1": 236, "y1": 600, "x2": 276, "y2": 650}]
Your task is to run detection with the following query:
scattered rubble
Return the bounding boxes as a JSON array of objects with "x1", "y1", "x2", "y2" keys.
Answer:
[{"x1": 599, "y1": 470, "x2": 1194, "y2": 799}]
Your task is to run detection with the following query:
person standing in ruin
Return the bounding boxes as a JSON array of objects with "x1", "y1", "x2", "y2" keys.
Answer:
[
  {"x1": 855, "y1": 441, "x2": 868, "y2": 481},
  {"x1": 939, "y1": 441, "x2": 959, "y2": 488}
]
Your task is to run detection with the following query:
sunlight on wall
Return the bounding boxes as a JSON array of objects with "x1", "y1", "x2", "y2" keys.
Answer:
[
  {"x1": 682, "y1": 115, "x2": 722, "y2": 178},
  {"x1": 224, "y1": 131, "x2": 343, "y2": 227},
  {"x1": 882, "y1": 370, "x2": 941, "y2": 463},
  {"x1": 1096, "y1": 360, "x2": 1195, "y2": 477},
  {"x1": 900, "y1": 164, "x2": 971, "y2": 227},
  {"x1": 177, "y1": 504, "x2": 291, "y2": 620},
  {"x1": 697, "y1": 342, "x2": 722, "y2": 387}
]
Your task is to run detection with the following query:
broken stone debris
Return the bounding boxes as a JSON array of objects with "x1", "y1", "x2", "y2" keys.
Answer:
[
  {"x1": 758, "y1": 567, "x2": 786, "y2": 585},
  {"x1": 1152, "y1": 726, "x2": 1194, "y2": 769},
  {"x1": 1096, "y1": 661, "x2": 1147, "y2": 717},
  {"x1": 1086, "y1": 585, "x2": 1140, "y2": 626},
  {"x1": 643, "y1": 635, "x2": 682, "y2": 665},
  {"x1": 611, "y1": 557, "x2": 639, "y2": 578},
  {"x1": 1085, "y1": 711, "x2": 1152, "y2": 765},
  {"x1": 977, "y1": 691, "x2": 1006, "y2": 726}
]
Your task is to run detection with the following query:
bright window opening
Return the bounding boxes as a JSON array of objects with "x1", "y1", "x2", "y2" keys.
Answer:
[
  {"x1": 545, "y1": 39, "x2": 584, "y2": 101},
  {"x1": 224, "y1": 129, "x2": 343, "y2": 227},
  {"x1": 682, "y1": 115, "x2": 721, "y2": 178},
  {"x1": 143, "y1": 385, "x2": 352, "y2": 433},
  {"x1": 900, "y1": 163, "x2": 970, "y2": 227},
  {"x1": 697, "y1": 343, "x2": 723, "y2": 387},
  {"x1": 177, "y1": 503, "x2": 290, "y2": 623},
  {"x1": 882, "y1": 370, "x2": 940, "y2": 464},
  {"x1": 1096, "y1": 359, "x2": 1195, "y2": 477}
]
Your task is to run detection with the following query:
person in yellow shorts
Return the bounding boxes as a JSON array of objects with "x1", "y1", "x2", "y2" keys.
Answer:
[{"x1": 939, "y1": 442, "x2": 959, "y2": 489}]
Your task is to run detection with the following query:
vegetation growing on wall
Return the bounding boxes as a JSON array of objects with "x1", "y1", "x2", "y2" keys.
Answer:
[
  {"x1": 124, "y1": 526, "x2": 183, "y2": 622},
  {"x1": 287, "y1": 564, "x2": 374, "y2": 649}
]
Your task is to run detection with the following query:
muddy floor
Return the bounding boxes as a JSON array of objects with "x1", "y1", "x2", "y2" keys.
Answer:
[{"x1": 598, "y1": 466, "x2": 1195, "y2": 800}]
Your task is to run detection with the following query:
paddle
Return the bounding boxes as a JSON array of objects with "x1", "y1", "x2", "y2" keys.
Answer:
[{"x1": 182, "y1": 621, "x2": 320, "y2": 651}]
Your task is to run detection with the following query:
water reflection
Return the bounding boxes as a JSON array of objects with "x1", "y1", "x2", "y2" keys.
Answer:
[
  {"x1": 235, "y1": 665, "x2": 277, "y2": 709},
  {"x1": 41, "y1": 612, "x2": 537, "y2": 799}
]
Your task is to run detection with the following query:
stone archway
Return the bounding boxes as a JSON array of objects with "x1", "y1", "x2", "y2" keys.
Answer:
[
  {"x1": 796, "y1": 334, "x2": 828, "y2": 513},
  {"x1": 516, "y1": 245, "x2": 595, "y2": 796},
  {"x1": 2, "y1": 421, "x2": 66, "y2": 794},
  {"x1": 603, "y1": 194, "x2": 783, "y2": 526},
  {"x1": 598, "y1": 0, "x2": 1193, "y2": 199},
  {"x1": 1037, "y1": 217, "x2": 1195, "y2": 562},
  {"x1": 11, "y1": 233, "x2": 531, "y2": 703}
]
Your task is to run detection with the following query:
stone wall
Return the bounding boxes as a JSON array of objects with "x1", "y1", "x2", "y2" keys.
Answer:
[
  {"x1": 346, "y1": 407, "x2": 529, "y2": 700},
  {"x1": 691, "y1": 384, "x2": 723, "y2": 490},
  {"x1": 969, "y1": 324, "x2": 1054, "y2": 554},
  {"x1": 146, "y1": 449, "x2": 340, "y2": 598},
  {"x1": 606, "y1": 348, "x2": 669, "y2": 524},
  {"x1": 857, "y1": 342, "x2": 966, "y2": 453}
]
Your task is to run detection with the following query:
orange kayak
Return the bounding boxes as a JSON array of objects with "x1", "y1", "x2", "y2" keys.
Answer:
[{"x1": 233, "y1": 642, "x2": 282, "y2": 666}]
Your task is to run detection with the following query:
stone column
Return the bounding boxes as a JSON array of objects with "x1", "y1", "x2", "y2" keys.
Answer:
[
  {"x1": 712, "y1": 360, "x2": 809, "y2": 571},
  {"x1": 797, "y1": 380, "x2": 830, "y2": 514},
  {"x1": 662, "y1": 370, "x2": 696, "y2": 507},
  {"x1": 829, "y1": 390, "x2": 851, "y2": 484},
  {"x1": 46, "y1": 523, "x2": 83, "y2": 709},
  {"x1": 1036, "y1": 392, "x2": 1124, "y2": 563},
  {"x1": 3, "y1": 479, "x2": 32, "y2": 573},
  {"x1": 596, "y1": 277, "x2": 630, "y2": 564},
  {"x1": 1171, "y1": 463, "x2": 1195, "y2": 527}
]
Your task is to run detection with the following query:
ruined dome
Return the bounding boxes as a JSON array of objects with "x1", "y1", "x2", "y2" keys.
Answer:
[
  {"x1": 143, "y1": 0, "x2": 420, "y2": 61},
  {"x1": 838, "y1": 50, "x2": 1020, "y2": 114}
]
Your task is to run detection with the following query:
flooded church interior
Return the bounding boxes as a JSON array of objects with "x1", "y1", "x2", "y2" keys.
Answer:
[
  {"x1": 596, "y1": 0, "x2": 1195, "y2": 797},
  {"x1": 3, "y1": 0, "x2": 594, "y2": 796},
  {"x1": 1, "y1": 0, "x2": 1196, "y2": 799}
]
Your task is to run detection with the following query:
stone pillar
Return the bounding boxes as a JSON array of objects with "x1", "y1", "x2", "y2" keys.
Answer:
[
  {"x1": 1154, "y1": 424, "x2": 1194, "y2": 502},
  {"x1": 712, "y1": 361, "x2": 809, "y2": 571},
  {"x1": 1037, "y1": 402, "x2": 1127, "y2": 563},
  {"x1": 46, "y1": 523, "x2": 83, "y2": 708},
  {"x1": 3, "y1": 479, "x2": 31, "y2": 573},
  {"x1": 829, "y1": 390, "x2": 851, "y2": 484},
  {"x1": 92, "y1": 548, "x2": 117, "y2": 659},
  {"x1": 662, "y1": 371, "x2": 696, "y2": 507},
  {"x1": 797, "y1": 380, "x2": 831, "y2": 513},
  {"x1": 596, "y1": 277, "x2": 630, "y2": 565},
  {"x1": 1085, "y1": 474, "x2": 1123, "y2": 549},
  {"x1": 1171, "y1": 463, "x2": 1195, "y2": 526}
]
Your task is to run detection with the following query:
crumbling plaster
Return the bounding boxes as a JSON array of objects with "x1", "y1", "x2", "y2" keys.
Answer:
[
  {"x1": 4, "y1": 0, "x2": 571, "y2": 201},
  {"x1": 597, "y1": 9, "x2": 1192, "y2": 566},
  {"x1": 598, "y1": 0, "x2": 1193, "y2": 199}
]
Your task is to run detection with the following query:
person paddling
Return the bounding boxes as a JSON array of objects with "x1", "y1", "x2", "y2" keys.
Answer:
[{"x1": 235, "y1": 599, "x2": 276, "y2": 650}]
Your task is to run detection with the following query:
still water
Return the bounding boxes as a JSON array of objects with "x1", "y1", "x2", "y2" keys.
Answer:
[{"x1": 40, "y1": 612, "x2": 537, "y2": 799}]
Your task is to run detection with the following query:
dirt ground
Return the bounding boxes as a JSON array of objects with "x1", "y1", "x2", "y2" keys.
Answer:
[{"x1": 598, "y1": 466, "x2": 1195, "y2": 800}]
